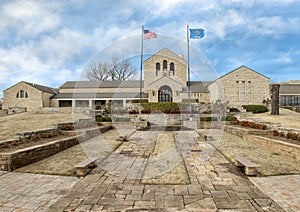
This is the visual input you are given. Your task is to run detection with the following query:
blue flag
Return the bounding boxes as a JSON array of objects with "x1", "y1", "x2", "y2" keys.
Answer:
[{"x1": 189, "y1": 28, "x2": 204, "y2": 39}]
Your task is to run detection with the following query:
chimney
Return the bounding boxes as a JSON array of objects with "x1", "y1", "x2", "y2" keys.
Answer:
[{"x1": 179, "y1": 53, "x2": 184, "y2": 59}]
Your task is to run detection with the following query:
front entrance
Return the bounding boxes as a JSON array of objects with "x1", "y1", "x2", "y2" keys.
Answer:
[{"x1": 158, "y1": 85, "x2": 172, "y2": 102}]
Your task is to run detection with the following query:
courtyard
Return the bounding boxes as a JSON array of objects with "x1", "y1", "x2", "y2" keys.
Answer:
[{"x1": 0, "y1": 108, "x2": 300, "y2": 211}]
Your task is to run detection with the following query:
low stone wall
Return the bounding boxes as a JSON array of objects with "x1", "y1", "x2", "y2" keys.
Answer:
[
  {"x1": 224, "y1": 125, "x2": 273, "y2": 139},
  {"x1": 224, "y1": 125, "x2": 300, "y2": 161},
  {"x1": 0, "y1": 136, "x2": 80, "y2": 171},
  {"x1": 248, "y1": 135, "x2": 300, "y2": 161}
]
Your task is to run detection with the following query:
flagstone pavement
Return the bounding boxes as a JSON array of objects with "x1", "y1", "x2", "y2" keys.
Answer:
[{"x1": 0, "y1": 130, "x2": 299, "y2": 211}]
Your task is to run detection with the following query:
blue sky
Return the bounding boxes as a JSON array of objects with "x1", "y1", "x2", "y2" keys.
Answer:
[{"x1": 1, "y1": 0, "x2": 300, "y2": 98}]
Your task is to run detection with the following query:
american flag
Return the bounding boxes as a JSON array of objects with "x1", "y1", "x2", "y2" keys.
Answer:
[{"x1": 143, "y1": 29, "x2": 157, "y2": 39}]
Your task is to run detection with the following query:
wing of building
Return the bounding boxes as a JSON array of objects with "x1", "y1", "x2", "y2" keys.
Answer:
[{"x1": 2, "y1": 48, "x2": 298, "y2": 112}]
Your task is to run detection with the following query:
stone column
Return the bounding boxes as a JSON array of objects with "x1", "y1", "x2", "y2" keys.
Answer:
[{"x1": 271, "y1": 84, "x2": 280, "y2": 115}]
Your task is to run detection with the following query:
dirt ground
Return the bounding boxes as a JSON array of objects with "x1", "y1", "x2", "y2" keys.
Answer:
[{"x1": 0, "y1": 111, "x2": 93, "y2": 141}]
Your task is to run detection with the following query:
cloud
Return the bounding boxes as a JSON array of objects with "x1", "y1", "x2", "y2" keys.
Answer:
[{"x1": 0, "y1": 0, "x2": 60, "y2": 37}]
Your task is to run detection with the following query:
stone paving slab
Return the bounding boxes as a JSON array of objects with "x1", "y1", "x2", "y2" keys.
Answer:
[
  {"x1": 0, "y1": 171, "x2": 79, "y2": 211},
  {"x1": 48, "y1": 130, "x2": 284, "y2": 211},
  {"x1": 250, "y1": 175, "x2": 300, "y2": 212}
]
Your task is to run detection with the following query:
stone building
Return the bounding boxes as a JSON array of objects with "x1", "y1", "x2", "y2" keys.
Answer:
[
  {"x1": 208, "y1": 66, "x2": 270, "y2": 108},
  {"x1": 2, "y1": 81, "x2": 58, "y2": 111},
  {"x1": 2, "y1": 48, "x2": 284, "y2": 111}
]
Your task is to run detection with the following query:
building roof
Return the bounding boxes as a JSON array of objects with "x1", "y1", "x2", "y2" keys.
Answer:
[
  {"x1": 52, "y1": 92, "x2": 148, "y2": 99},
  {"x1": 188, "y1": 81, "x2": 212, "y2": 93},
  {"x1": 23, "y1": 82, "x2": 58, "y2": 94},
  {"x1": 278, "y1": 84, "x2": 300, "y2": 95},
  {"x1": 216, "y1": 65, "x2": 270, "y2": 81},
  {"x1": 60, "y1": 80, "x2": 143, "y2": 89},
  {"x1": 144, "y1": 48, "x2": 186, "y2": 64},
  {"x1": 3, "y1": 81, "x2": 58, "y2": 94}
]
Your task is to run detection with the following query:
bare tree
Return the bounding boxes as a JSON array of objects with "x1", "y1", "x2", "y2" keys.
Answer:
[{"x1": 86, "y1": 58, "x2": 136, "y2": 81}]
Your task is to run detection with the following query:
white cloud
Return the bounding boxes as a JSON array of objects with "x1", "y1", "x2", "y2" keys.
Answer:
[{"x1": 0, "y1": 0, "x2": 60, "y2": 36}]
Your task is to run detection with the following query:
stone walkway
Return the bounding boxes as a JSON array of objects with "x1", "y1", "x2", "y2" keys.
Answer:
[
  {"x1": 0, "y1": 171, "x2": 78, "y2": 211},
  {"x1": 1, "y1": 130, "x2": 300, "y2": 211},
  {"x1": 48, "y1": 130, "x2": 283, "y2": 211},
  {"x1": 250, "y1": 175, "x2": 300, "y2": 212}
]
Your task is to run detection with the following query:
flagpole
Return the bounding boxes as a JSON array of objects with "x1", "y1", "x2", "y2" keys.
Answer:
[
  {"x1": 139, "y1": 25, "x2": 144, "y2": 117},
  {"x1": 187, "y1": 24, "x2": 191, "y2": 118}
]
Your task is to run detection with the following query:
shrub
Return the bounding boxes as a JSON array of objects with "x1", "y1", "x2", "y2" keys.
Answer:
[
  {"x1": 96, "y1": 117, "x2": 112, "y2": 122},
  {"x1": 130, "y1": 99, "x2": 148, "y2": 103},
  {"x1": 115, "y1": 117, "x2": 130, "y2": 122},
  {"x1": 242, "y1": 105, "x2": 268, "y2": 113},
  {"x1": 141, "y1": 109, "x2": 151, "y2": 114},
  {"x1": 129, "y1": 110, "x2": 138, "y2": 114},
  {"x1": 278, "y1": 132, "x2": 285, "y2": 137},
  {"x1": 201, "y1": 117, "x2": 212, "y2": 122},
  {"x1": 226, "y1": 116, "x2": 237, "y2": 121},
  {"x1": 182, "y1": 99, "x2": 199, "y2": 103},
  {"x1": 286, "y1": 132, "x2": 298, "y2": 140},
  {"x1": 273, "y1": 130, "x2": 279, "y2": 136}
]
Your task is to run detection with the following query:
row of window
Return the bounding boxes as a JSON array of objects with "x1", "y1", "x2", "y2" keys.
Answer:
[
  {"x1": 156, "y1": 61, "x2": 175, "y2": 76},
  {"x1": 16, "y1": 90, "x2": 28, "y2": 98},
  {"x1": 236, "y1": 81, "x2": 251, "y2": 102},
  {"x1": 280, "y1": 95, "x2": 300, "y2": 106}
]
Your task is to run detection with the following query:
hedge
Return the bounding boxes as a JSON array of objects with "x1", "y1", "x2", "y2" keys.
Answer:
[
  {"x1": 96, "y1": 117, "x2": 112, "y2": 122},
  {"x1": 242, "y1": 105, "x2": 268, "y2": 113},
  {"x1": 130, "y1": 99, "x2": 148, "y2": 103}
]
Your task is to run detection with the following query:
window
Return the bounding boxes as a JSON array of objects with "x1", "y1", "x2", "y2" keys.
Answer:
[
  {"x1": 156, "y1": 62, "x2": 160, "y2": 76},
  {"x1": 248, "y1": 81, "x2": 251, "y2": 101},
  {"x1": 163, "y1": 60, "x2": 168, "y2": 76},
  {"x1": 16, "y1": 90, "x2": 28, "y2": 98},
  {"x1": 158, "y1": 85, "x2": 172, "y2": 102},
  {"x1": 163, "y1": 60, "x2": 167, "y2": 70},
  {"x1": 236, "y1": 81, "x2": 239, "y2": 101},
  {"x1": 170, "y1": 62, "x2": 175, "y2": 75}
]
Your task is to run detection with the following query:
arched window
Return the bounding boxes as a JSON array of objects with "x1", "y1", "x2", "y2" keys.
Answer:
[
  {"x1": 163, "y1": 60, "x2": 167, "y2": 76},
  {"x1": 170, "y1": 62, "x2": 175, "y2": 75},
  {"x1": 16, "y1": 90, "x2": 28, "y2": 98},
  {"x1": 158, "y1": 85, "x2": 172, "y2": 102},
  {"x1": 163, "y1": 60, "x2": 167, "y2": 70},
  {"x1": 156, "y1": 62, "x2": 160, "y2": 76},
  {"x1": 20, "y1": 90, "x2": 25, "y2": 98}
]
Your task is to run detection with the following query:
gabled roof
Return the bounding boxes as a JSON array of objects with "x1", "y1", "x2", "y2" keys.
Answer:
[
  {"x1": 3, "y1": 81, "x2": 58, "y2": 94},
  {"x1": 52, "y1": 92, "x2": 148, "y2": 99},
  {"x1": 144, "y1": 48, "x2": 186, "y2": 64},
  {"x1": 60, "y1": 81, "x2": 142, "y2": 89},
  {"x1": 23, "y1": 82, "x2": 58, "y2": 94},
  {"x1": 188, "y1": 81, "x2": 212, "y2": 93},
  {"x1": 277, "y1": 83, "x2": 300, "y2": 94},
  {"x1": 216, "y1": 65, "x2": 270, "y2": 80}
]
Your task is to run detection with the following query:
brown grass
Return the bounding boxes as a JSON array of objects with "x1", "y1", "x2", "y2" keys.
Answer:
[{"x1": 0, "y1": 112, "x2": 74, "y2": 141}]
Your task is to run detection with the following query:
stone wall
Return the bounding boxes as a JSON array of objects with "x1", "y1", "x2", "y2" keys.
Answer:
[
  {"x1": 208, "y1": 66, "x2": 270, "y2": 107},
  {"x1": 0, "y1": 136, "x2": 79, "y2": 171},
  {"x1": 3, "y1": 82, "x2": 54, "y2": 111},
  {"x1": 224, "y1": 125, "x2": 300, "y2": 161},
  {"x1": 248, "y1": 135, "x2": 300, "y2": 161}
]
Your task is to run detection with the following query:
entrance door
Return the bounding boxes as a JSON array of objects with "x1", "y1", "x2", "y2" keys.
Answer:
[{"x1": 158, "y1": 85, "x2": 172, "y2": 102}]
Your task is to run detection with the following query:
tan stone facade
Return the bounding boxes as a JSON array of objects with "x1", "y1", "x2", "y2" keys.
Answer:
[
  {"x1": 3, "y1": 49, "x2": 274, "y2": 110},
  {"x1": 144, "y1": 48, "x2": 189, "y2": 102},
  {"x1": 2, "y1": 82, "x2": 56, "y2": 111},
  {"x1": 208, "y1": 66, "x2": 270, "y2": 107}
]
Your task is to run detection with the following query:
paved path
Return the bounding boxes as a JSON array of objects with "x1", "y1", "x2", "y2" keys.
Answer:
[
  {"x1": 1, "y1": 130, "x2": 300, "y2": 211},
  {"x1": 0, "y1": 171, "x2": 79, "y2": 211},
  {"x1": 251, "y1": 175, "x2": 300, "y2": 212},
  {"x1": 48, "y1": 130, "x2": 283, "y2": 211}
]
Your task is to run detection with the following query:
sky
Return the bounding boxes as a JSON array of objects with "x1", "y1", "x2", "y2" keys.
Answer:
[{"x1": 1, "y1": 0, "x2": 300, "y2": 98}]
